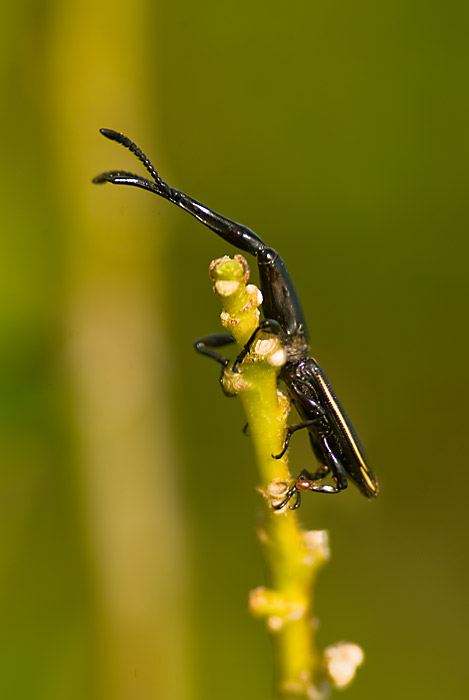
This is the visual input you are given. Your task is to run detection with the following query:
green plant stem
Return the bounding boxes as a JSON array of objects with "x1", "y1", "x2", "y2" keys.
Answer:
[{"x1": 210, "y1": 256, "x2": 330, "y2": 699}]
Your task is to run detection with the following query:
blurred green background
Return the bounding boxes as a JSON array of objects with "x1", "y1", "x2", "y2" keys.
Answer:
[{"x1": 1, "y1": 2, "x2": 468, "y2": 699}]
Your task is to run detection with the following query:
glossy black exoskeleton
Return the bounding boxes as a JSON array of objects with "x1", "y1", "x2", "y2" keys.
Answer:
[{"x1": 93, "y1": 129, "x2": 379, "y2": 509}]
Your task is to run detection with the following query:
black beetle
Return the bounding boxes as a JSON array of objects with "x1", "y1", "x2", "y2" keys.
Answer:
[{"x1": 93, "y1": 129, "x2": 379, "y2": 509}]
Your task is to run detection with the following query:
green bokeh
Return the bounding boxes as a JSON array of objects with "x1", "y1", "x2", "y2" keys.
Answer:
[{"x1": 1, "y1": 2, "x2": 468, "y2": 699}]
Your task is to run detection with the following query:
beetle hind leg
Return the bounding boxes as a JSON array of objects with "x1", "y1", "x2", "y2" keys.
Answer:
[
  {"x1": 272, "y1": 483, "x2": 301, "y2": 511},
  {"x1": 276, "y1": 442, "x2": 350, "y2": 509},
  {"x1": 272, "y1": 466, "x2": 328, "y2": 510}
]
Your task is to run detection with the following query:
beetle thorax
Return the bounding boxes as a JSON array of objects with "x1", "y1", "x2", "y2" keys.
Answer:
[{"x1": 282, "y1": 331, "x2": 309, "y2": 363}]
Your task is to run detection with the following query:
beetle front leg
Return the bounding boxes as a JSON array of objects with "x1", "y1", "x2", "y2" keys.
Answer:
[
  {"x1": 232, "y1": 319, "x2": 283, "y2": 372},
  {"x1": 194, "y1": 333, "x2": 237, "y2": 397}
]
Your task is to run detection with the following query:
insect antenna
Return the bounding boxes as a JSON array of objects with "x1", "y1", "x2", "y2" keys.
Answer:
[{"x1": 95, "y1": 129, "x2": 172, "y2": 198}]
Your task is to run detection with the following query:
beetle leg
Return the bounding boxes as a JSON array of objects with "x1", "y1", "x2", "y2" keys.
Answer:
[
  {"x1": 292, "y1": 466, "x2": 336, "y2": 496},
  {"x1": 321, "y1": 437, "x2": 348, "y2": 491},
  {"x1": 194, "y1": 333, "x2": 237, "y2": 397},
  {"x1": 289, "y1": 438, "x2": 348, "y2": 497},
  {"x1": 272, "y1": 413, "x2": 325, "y2": 459},
  {"x1": 297, "y1": 466, "x2": 330, "y2": 482},
  {"x1": 272, "y1": 466, "x2": 328, "y2": 510},
  {"x1": 283, "y1": 446, "x2": 349, "y2": 504},
  {"x1": 194, "y1": 333, "x2": 235, "y2": 364},
  {"x1": 272, "y1": 483, "x2": 300, "y2": 511},
  {"x1": 232, "y1": 319, "x2": 283, "y2": 372},
  {"x1": 293, "y1": 479, "x2": 341, "y2": 496},
  {"x1": 290, "y1": 490, "x2": 302, "y2": 509}
]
